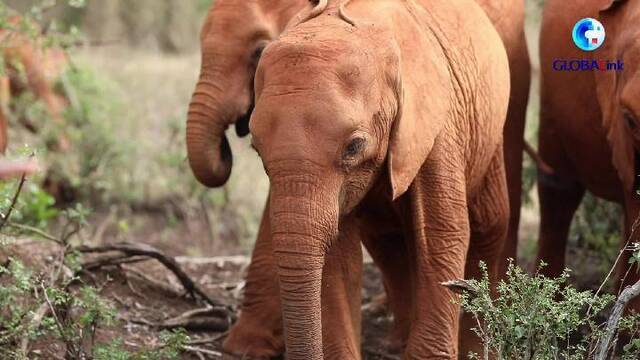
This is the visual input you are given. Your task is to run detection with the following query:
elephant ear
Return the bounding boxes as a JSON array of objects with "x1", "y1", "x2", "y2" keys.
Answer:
[
  {"x1": 595, "y1": 1, "x2": 635, "y2": 191},
  {"x1": 600, "y1": 0, "x2": 626, "y2": 11},
  {"x1": 386, "y1": 51, "x2": 449, "y2": 200}
]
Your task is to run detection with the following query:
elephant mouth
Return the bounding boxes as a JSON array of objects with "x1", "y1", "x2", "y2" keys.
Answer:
[
  {"x1": 234, "y1": 100, "x2": 254, "y2": 137},
  {"x1": 234, "y1": 74, "x2": 256, "y2": 138}
]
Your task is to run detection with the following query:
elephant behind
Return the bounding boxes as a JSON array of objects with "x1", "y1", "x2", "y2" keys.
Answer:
[{"x1": 537, "y1": 0, "x2": 640, "y2": 308}]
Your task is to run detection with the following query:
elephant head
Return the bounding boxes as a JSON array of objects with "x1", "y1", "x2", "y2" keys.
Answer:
[
  {"x1": 186, "y1": 0, "x2": 307, "y2": 187},
  {"x1": 595, "y1": 0, "x2": 640, "y2": 192},
  {"x1": 249, "y1": 6, "x2": 451, "y2": 358}
]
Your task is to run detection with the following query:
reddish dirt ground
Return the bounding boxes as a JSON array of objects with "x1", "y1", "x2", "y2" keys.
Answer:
[{"x1": 2, "y1": 226, "x2": 398, "y2": 359}]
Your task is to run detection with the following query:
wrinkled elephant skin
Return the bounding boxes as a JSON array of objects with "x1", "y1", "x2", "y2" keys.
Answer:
[
  {"x1": 187, "y1": 1, "x2": 529, "y2": 358},
  {"x1": 248, "y1": 0, "x2": 511, "y2": 358}
]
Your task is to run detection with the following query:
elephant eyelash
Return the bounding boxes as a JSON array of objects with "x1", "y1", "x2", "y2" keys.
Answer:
[
  {"x1": 342, "y1": 138, "x2": 366, "y2": 160},
  {"x1": 624, "y1": 112, "x2": 637, "y2": 130},
  {"x1": 249, "y1": 45, "x2": 265, "y2": 69}
]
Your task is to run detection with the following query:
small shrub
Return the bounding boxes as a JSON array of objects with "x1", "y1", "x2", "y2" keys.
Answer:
[{"x1": 459, "y1": 262, "x2": 618, "y2": 359}]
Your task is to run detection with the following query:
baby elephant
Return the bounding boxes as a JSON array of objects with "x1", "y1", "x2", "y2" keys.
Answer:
[{"x1": 248, "y1": 0, "x2": 511, "y2": 358}]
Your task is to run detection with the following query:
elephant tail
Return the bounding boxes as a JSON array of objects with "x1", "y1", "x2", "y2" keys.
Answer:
[{"x1": 524, "y1": 141, "x2": 555, "y2": 176}]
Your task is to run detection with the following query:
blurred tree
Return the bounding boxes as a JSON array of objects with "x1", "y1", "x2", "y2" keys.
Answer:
[
  {"x1": 83, "y1": 0, "x2": 202, "y2": 53},
  {"x1": 82, "y1": 0, "x2": 123, "y2": 45},
  {"x1": 4, "y1": 0, "x2": 207, "y2": 53}
]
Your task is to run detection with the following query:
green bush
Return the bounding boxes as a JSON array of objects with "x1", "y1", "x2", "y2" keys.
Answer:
[{"x1": 459, "y1": 261, "x2": 639, "y2": 360}]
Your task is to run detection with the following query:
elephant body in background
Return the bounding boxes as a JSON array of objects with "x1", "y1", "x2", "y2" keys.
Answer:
[
  {"x1": 186, "y1": 0, "x2": 527, "y2": 358},
  {"x1": 0, "y1": 17, "x2": 69, "y2": 154},
  {"x1": 537, "y1": 0, "x2": 640, "y2": 307},
  {"x1": 474, "y1": 0, "x2": 531, "y2": 276}
]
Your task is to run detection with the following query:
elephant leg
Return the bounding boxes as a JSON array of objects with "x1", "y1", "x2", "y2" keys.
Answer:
[
  {"x1": 460, "y1": 149, "x2": 510, "y2": 359},
  {"x1": 499, "y1": 31, "x2": 531, "y2": 278},
  {"x1": 536, "y1": 180, "x2": 584, "y2": 278},
  {"x1": 223, "y1": 196, "x2": 284, "y2": 358},
  {"x1": 321, "y1": 216, "x2": 363, "y2": 360},
  {"x1": 619, "y1": 196, "x2": 640, "y2": 311},
  {"x1": 362, "y1": 230, "x2": 412, "y2": 350},
  {"x1": 404, "y1": 153, "x2": 470, "y2": 359},
  {"x1": 535, "y1": 109, "x2": 585, "y2": 279},
  {"x1": 536, "y1": 176, "x2": 585, "y2": 278}
]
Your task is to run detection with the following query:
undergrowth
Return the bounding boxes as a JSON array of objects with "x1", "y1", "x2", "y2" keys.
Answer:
[{"x1": 459, "y1": 261, "x2": 640, "y2": 360}]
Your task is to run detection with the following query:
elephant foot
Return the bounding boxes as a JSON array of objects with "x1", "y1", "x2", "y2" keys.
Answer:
[{"x1": 223, "y1": 315, "x2": 284, "y2": 359}]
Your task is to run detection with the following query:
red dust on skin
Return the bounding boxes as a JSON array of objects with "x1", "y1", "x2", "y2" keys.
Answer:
[
  {"x1": 248, "y1": 0, "x2": 511, "y2": 358},
  {"x1": 187, "y1": 0, "x2": 532, "y2": 358}
]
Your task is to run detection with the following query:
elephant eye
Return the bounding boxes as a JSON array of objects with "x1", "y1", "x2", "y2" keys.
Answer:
[
  {"x1": 343, "y1": 137, "x2": 366, "y2": 159},
  {"x1": 249, "y1": 45, "x2": 265, "y2": 69},
  {"x1": 624, "y1": 111, "x2": 638, "y2": 130}
]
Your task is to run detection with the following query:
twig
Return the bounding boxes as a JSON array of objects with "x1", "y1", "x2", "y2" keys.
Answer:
[
  {"x1": 0, "y1": 172, "x2": 27, "y2": 231},
  {"x1": 187, "y1": 331, "x2": 229, "y2": 346},
  {"x1": 200, "y1": 198, "x2": 216, "y2": 244},
  {"x1": 128, "y1": 315, "x2": 228, "y2": 332},
  {"x1": 588, "y1": 216, "x2": 640, "y2": 316},
  {"x1": 5, "y1": 221, "x2": 63, "y2": 244},
  {"x1": 41, "y1": 282, "x2": 78, "y2": 358},
  {"x1": 523, "y1": 141, "x2": 555, "y2": 175},
  {"x1": 77, "y1": 242, "x2": 226, "y2": 308},
  {"x1": 81, "y1": 255, "x2": 149, "y2": 271},
  {"x1": 19, "y1": 302, "x2": 50, "y2": 355},
  {"x1": 182, "y1": 345, "x2": 222, "y2": 358},
  {"x1": 162, "y1": 306, "x2": 230, "y2": 324},
  {"x1": 123, "y1": 266, "x2": 184, "y2": 298},
  {"x1": 175, "y1": 255, "x2": 250, "y2": 266},
  {"x1": 594, "y1": 279, "x2": 640, "y2": 360},
  {"x1": 441, "y1": 279, "x2": 477, "y2": 294},
  {"x1": 124, "y1": 273, "x2": 147, "y2": 299}
]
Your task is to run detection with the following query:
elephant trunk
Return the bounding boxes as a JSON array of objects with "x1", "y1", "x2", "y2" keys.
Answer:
[
  {"x1": 270, "y1": 168, "x2": 340, "y2": 360},
  {"x1": 186, "y1": 71, "x2": 233, "y2": 187}
]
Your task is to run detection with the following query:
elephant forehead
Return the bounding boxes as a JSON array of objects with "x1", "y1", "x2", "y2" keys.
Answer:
[{"x1": 260, "y1": 41, "x2": 376, "y2": 98}]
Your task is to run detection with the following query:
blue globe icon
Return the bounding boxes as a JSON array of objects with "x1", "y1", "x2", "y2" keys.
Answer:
[{"x1": 572, "y1": 18, "x2": 606, "y2": 51}]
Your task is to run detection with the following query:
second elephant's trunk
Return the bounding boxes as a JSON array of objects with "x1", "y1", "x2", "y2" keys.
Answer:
[{"x1": 186, "y1": 71, "x2": 233, "y2": 187}]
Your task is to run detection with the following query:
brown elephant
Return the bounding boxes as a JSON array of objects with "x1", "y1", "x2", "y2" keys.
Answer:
[
  {"x1": 186, "y1": 1, "x2": 307, "y2": 356},
  {"x1": 186, "y1": 0, "x2": 529, "y2": 357},
  {"x1": 537, "y1": 0, "x2": 640, "y2": 306},
  {"x1": 0, "y1": 17, "x2": 69, "y2": 154},
  {"x1": 474, "y1": 0, "x2": 531, "y2": 277},
  {"x1": 247, "y1": 0, "x2": 510, "y2": 358}
]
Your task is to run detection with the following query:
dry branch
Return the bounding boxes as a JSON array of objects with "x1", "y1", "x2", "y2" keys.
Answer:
[
  {"x1": 0, "y1": 173, "x2": 27, "y2": 232},
  {"x1": 128, "y1": 306, "x2": 230, "y2": 332},
  {"x1": 441, "y1": 279, "x2": 477, "y2": 294},
  {"x1": 81, "y1": 255, "x2": 149, "y2": 271},
  {"x1": 175, "y1": 255, "x2": 250, "y2": 267},
  {"x1": 19, "y1": 302, "x2": 49, "y2": 355},
  {"x1": 523, "y1": 141, "x2": 555, "y2": 175},
  {"x1": 123, "y1": 266, "x2": 184, "y2": 298},
  {"x1": 77, "y1": 242, "x2": 227, "y2": 309},
  {"x1": 182, "y1": 345, "x2": 222, "y2": 358},
  {"x1": 594, "y1": 279, "x2": 640, "y2": 360}
]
